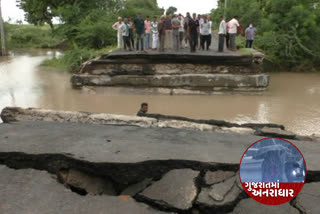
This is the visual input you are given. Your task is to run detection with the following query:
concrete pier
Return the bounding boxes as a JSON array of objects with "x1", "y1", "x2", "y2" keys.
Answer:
[{"x1": 71, "y1": 49, "x2": 269, "y2": 92}]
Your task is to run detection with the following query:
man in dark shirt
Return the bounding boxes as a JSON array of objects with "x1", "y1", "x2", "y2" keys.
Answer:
[
  {"x1": 158, "y1": 16, "x2": 166, "y2": 52},
  {"x1": 134, "y1": 13, "x2": 145, "y2": 52},
  {"x1": 187, "y1": 13, "x2": 199, "y2": 53},
  {"x1": 137, "y1": 103, "x2": 148, "y2": 116},
  {"x1": 164, "y1": 13, "x2": 172, "y2": 50}
]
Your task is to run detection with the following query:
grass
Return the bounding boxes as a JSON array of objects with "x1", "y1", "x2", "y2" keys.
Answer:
[
  {"x1": 41, "y1": 46, "x2": 117, "y2": 72},
  {"x1": 239, "y1": 48, "x2": 255, "y2": 55},
  {"x1": 41, "y1": 57, "x2": 69, "y2": 70}
]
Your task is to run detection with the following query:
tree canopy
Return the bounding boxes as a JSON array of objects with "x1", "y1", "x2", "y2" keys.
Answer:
[
  {"x1": 212, "y1": 0, "x2": 320, "y2": 65},
  {"x1": 16, "y1": 0, "x2": 163, "y2": 49},
  {"x1": 166, "y1": 6, "x2": 177, "y2": 15}
]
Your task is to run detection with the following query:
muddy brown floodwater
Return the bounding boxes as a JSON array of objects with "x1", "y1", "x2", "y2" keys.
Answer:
[{"x1": 0, "y1": 50, "x2": 320, "y2": 136}]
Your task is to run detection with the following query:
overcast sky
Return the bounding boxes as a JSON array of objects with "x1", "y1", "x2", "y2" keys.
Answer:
[
  {"x1": 158, "y1": 0, "x2": 218, "y2": 15},
  {"x1": 1, "y1": 0, "x2": 218, "y2": 22}
]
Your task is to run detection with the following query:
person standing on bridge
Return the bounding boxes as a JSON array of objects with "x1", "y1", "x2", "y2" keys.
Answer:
[
  {"x1": 172, "y1": 14, "x2": 181, "y2": 52},
  {"x1": 144, "y1": 16, "x2": 151, "y2": 50},
  {"x1": 228, "y1": 16, "x2": 240, "y2": 51},
  {"x1": 158, "y1": 16, "x2": 166, "y2": 52},
  {"x1": 187, "y1": 13, "x2": 199, "y2": 53},
  {"x1": 112, "y1": 17, "x2": 123, "y2": 49},
  {"x1": 218, "y1": 16, "x2": 226, "y2": 52},
  {"x1": 197, "y1": 14, "x2": 204, "y2": 50},
  {"x1": 164, "y1": 13, "x2": 173, "y2": 50},
  {"x1": 226, "y1": 21, "x2": 230, "y2": 49},
  {"x1": 200, "y1": 16, "x2": 211, "y2": 51},
  {"x1": 151, "y1": 16, "x2": 159, "y2": 50},
  {"x1": 134, "y1": 13, "x2": 145, "y2": 52},
  {"x1": 184, "y1": 16, "x2": 189, "y2": 48},
  {"x1": 178, "y1": 14, "x2": 185, "y2": 49},
  {"x1": 245, "y1": 23, "x2": 257, "y2": 48},
  {"x1": 207, "y1": 15, "x2": 213, "y2": 50},
  {"x1": 120, "y1": 18, "x2": 132, "y2": 51}
]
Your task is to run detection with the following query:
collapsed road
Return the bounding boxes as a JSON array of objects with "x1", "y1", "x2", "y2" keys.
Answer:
[
  {"x1": 0, "y1": 107, "x2": 320, "y2": 214},
  {"x1": 71, "y1": 49, "x2": 269, "y2": 92}
]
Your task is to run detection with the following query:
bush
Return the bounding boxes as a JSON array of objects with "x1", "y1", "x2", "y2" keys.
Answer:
[
  {"x1": 42, "y1": 46, "x2": 116, "y2": 72},
  {"x1": 5, "y1": 23, "x2": 64, "y2": 49}
]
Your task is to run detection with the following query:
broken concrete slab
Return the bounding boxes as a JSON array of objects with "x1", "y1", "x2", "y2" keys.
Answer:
[
  {"x1": 0, "y1": 166, "x2": 166, "y2": 214},
  {"x1": 197, "y1": 183, "x2": 242, "y2": 208},
  {"x1": 157, "y1": 119, "x2": 219, "y2": 132},
  {"x1": 121, "y1": 178, "x2": 153, "y2": 196},
  {"x1": 255, "y1": 127, "x2": 296, "y2": 139},
  {"x1": 230, "y1": 198, "x2": 299, "y2": 214},
  {"x1": 58, "y1": 169, "x2": 116, "y2": 196},
  {"x1": 0, "y1": 120, "x2": 260, "y2": 165},
  {"x1": 235, "y1": 172, "x2": 243, "y2": 191},
  {"x1": 71, "y1": 73, "x2": 270, "y2": 90},
  {"x1": 102, "y1": 49, "x2": 253, "y2": 66},
  {"x1": 294, "y1": 182, "x2": 320, "y2": 213},
  {"x1": 74, "y1": 48, "x2": 266, "y2": 90},
  {"x1": 204, "y1": 170, "x2": 235, "y2": 185},
  {"x1": 0, "y1": 107, "x2": 287, "y2": 134},
  {"x1": 208, "y1": 176, "x2": 236, "y2": 201},
  {"x1": 81, "y1": 63, "x2": 260, "y2": 76},
  {"x1": 0, "y1": 107, "x2": 156, "y2": 127},
  {"x1": 139, "y1": 169, "x2": 199, "y2": 210},
  {"x1": 219, "y1": 127, "x2": 256, "y2": 135},
  {"x1": 0, "y1": 118, "x2": 320, "y2": 174}
]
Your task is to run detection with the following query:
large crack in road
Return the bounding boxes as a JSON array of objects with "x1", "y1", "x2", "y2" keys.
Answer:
[{"x1": 1, "y1": 108, "x2": 320, "y2": 213}]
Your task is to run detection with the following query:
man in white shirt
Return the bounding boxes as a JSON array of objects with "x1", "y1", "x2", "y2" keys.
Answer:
[
  {"x1": 172, "y1": 14, "x2": 181, "y2": 52},
  {"x1": 228, "y1": 16, "x2": 240, "y2": 51},
  {"x1": 120, "y1": 18, "x2": 132, "y2": 51},
  {"x1": 178, "y1": 14, "x2": 185, "y2": 49},
  {"x1": 200, "y1": 16, "x2": 211, "y2": 50},
  {"x1": 151, "y1": 16, "x2": 159, "y2": 50},
  {"x1": 218, "y1": 16, "x2": 226, "y2": 52},
  {"x1": 197, "y1": 14, "x2": 204, "y2": 49},
  {"x1": 112, "y1": 17, "x2": 123, "y2": 49}
]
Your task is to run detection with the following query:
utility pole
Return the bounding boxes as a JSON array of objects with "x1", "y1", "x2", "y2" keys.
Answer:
[{"x1": 0, "y1": 0, "x2": 7, "y2": 56}]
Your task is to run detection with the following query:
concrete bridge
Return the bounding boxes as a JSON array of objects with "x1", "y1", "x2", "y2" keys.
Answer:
[{"x1": 71, "y1": 48, "x2": 269, "y2": 93}]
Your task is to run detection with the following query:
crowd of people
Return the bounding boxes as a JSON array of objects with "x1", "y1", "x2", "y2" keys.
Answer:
[{"x1": 112, "y1": 12, "x2": 257, "y2": 53}]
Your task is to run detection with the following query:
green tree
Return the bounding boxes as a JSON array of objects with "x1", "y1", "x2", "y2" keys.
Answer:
[
  {"x1": 120, "y1": 0, "x2": 163, "y2": 18},
  {"x1": 0, "y1": 0, "x2": 6, "y2": 55},
  {"x1": 213, "y1": 0, "x2": 320, "y2": 66},
  {"x1": 16, "y1": 0, "x2": 126, "y2": 29},
  {"x1": 166, "y1": 6, "x2": 177, "y2": 15},
  {"x1": 16, "y1": 0, "x2": 65, "y2": 29}
]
